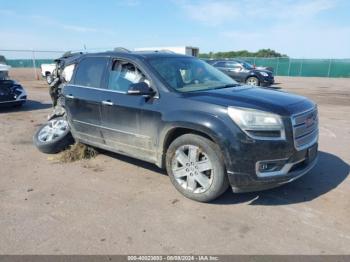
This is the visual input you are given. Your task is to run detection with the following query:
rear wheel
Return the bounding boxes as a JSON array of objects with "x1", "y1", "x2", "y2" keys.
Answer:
[
  {"x1": 33, "y1": 116, "x2": 74, "y2": 154},
  {"x1": 246, "y1": 76, "x2": 260, "y2": 86},
  {"x1": 166, "y1": 134, "x2": 228, "y2": 202}
]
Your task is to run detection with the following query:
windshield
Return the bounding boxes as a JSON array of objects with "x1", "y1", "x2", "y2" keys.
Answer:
[
  {"x1": 241, "y1": 61, "x2": 254, "y2": 70},
  {"x1": 148, "y1": 57, "x2": 238, "y2": 92}
]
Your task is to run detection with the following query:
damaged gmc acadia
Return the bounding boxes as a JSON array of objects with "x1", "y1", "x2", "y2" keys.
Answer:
[{"x1": 34, "y1": 50, "x2": 319, "y2": 202}]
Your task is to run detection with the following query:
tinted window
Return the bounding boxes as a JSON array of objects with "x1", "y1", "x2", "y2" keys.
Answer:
[
  {"x1": 149, "y1": 57, "x2": 237, "y2": 92},
  {"x1": 108, "y1": 61, "x2": 148, "y2": 92},
  {"x1": 215, "y1": 61, "x2": 226, "y2": 67},
  {"x1": 225, "y1": 62, "x2": 240, "y2": 68},
  {"x1": 74, "y1": 57, "x2": 107, "y2": 88}
]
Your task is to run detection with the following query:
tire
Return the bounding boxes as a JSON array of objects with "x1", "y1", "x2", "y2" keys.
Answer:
[
  {"x1": 165, "y1": 134, "x2": 229, "y2": 202},
  {"x1": 246, "y1": 76, "x2": 260, "y2": 86},
  {"x1": 33, "y1": 116, "x2": 74, "y2": 154}
]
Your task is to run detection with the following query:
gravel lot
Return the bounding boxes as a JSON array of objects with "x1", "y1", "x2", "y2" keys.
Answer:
[{"x1": 1, "y1": 69, "x2": 349, "y2": 254}]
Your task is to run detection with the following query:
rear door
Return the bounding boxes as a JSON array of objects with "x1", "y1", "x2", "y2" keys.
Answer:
[
  {"x1": 63, "y1": 56, "x2": 109, "y2": 145},
  {"x1": 99, "y1": 58, "x2": 160, "y2": 163}
]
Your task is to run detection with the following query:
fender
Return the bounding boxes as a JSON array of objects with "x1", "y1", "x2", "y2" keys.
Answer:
[
  {"x1": 245, "y1": 72, "x2": 262, "y2": 82},
  {"x1": 157, "y1": 110, "x2": 242, "y2": 169}
]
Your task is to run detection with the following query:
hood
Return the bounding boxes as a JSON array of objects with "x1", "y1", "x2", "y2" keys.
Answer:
[
  {"x1": 185, "y1": 86, "x2": 315, "y2": 116},
  {"x1": 255, "y1": 66, "x2": 273, "y2": 72},
  {"x1": 251, "y1": 68, "x2": 273, "y2": 75}
]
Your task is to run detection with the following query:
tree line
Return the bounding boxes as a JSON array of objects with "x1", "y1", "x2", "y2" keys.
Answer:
[{"x1": 199, "y1": 49, "x2": 288, "y2": 59}]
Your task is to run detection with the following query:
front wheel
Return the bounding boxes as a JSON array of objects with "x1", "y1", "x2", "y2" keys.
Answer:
[
  {"x1": 166, "y1": 134, "x2": 229, "y2": 202},
  {"x1": 33, "y1": 116, "x2": 74, "y2": 154},
  {"x1": 246, "y1": 76, "x2": 260, "y2": 86}
]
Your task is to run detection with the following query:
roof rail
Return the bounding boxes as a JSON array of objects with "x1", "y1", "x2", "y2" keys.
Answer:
[{"x1": 114, "y1": 47, "x2": 131, "y2": 53}]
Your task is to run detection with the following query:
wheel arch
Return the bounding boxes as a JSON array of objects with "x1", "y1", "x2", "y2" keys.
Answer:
[
  {"x1": 157, "y1": 116, "x2": 232, "y2": 170},
  {"x1": 245, "y1": 74, "x2": 262, "y2": 84}
]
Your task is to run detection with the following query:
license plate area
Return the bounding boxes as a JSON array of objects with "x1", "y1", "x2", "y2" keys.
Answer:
[{"x1": 307, "y1": 144, "x2": 318, "y2": 163}]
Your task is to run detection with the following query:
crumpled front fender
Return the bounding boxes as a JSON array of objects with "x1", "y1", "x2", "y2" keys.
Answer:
[{"x1": 47, "y1": 105, "x2": 66, "y2": 120}]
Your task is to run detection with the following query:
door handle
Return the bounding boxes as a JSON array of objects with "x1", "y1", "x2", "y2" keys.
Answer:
[
  {"x1": 102, "y1": 100, "x2": 114, "y2": 106},
  {"x1": 66, "y1": 94, "x2": 74, "y2": 99}
]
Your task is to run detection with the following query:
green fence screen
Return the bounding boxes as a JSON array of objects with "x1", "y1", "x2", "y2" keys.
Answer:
[
  {"x1": 6, "y1": 58, "x2": 350, "y2": 78},
  {"x1": 7, "y1": 59, "x2": 55, "y2": 68},
  {"x1": 228, "y1": 58, "x2": 350, "y2": 78}
]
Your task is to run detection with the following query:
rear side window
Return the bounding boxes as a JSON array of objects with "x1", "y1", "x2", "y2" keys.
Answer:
[
  {"x1": 74, "y1": 57, "x2": 107, "y2": 88},
  {"x1": 225, "y1": 62, "x2": 240, "y2": 68}
]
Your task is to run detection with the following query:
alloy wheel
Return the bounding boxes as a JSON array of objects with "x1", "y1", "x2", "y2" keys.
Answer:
[
  {"x1": 38, "y1": 119, "x2": 68, "y2": 143},
  {"x1": 247, "y1": 77, "x2": 259, "y2": 86},
  {"x1": 171, "y1": 145, "x2": 214, "y2": 194}
]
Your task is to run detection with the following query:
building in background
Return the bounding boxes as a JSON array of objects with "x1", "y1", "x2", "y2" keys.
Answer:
[{"x1": 134, "y1": 46, "x2": 199, "y2": 57}]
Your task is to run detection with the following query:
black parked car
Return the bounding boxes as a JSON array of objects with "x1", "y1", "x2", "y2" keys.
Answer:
[
  {"x1": 0, "y1": 65, "x2": 27, "y2": 107},
  {"x1": 207, "y1": 59, "x2": 274, "y2": 86},
  {"x1": 34, "y1": 51, "x2": 318, "y2": 202}
]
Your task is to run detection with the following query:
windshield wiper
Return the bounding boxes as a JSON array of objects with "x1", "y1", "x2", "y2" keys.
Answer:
[{"x1": 213, "y1": 83, "x2": 241, "y2": 90}]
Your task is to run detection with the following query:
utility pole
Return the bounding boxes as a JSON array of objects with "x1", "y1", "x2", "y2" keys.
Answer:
[
  {"x1": 287, "y1": 58, "x2": 291, "y2": 76},
  {"x1": 327, "y1": 59, "x2": 332, "y2": 78}
]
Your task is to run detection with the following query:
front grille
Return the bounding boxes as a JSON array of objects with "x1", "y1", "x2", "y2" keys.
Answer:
[{"x1": 292, "y1": 107, "x2": 318, "y2": 150}]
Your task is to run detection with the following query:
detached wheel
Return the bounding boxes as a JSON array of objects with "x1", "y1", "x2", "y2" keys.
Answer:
[
  {"x1": 33, "y1": 116, "x2": 74, "y2": 154},
  {"x1": 166, "y1": 134, "x2": 228, "y2": 202},
  {"x1": 246, "y1": 76, "x2": 260, "y2": 86}
]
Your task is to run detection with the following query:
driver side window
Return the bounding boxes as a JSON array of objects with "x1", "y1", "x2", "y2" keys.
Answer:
[{"x1": 108, "y1": 60, "x2": 148, "y2": 92}]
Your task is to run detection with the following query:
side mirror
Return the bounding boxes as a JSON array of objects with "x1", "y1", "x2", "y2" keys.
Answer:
[{"x1": 127, "y1": 82, "x2": 155, "y2": 96}]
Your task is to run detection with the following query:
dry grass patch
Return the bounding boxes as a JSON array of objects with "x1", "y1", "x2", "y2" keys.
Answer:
[{"x1": 58, "y1": 142, "x2": 98, "y2": 163}]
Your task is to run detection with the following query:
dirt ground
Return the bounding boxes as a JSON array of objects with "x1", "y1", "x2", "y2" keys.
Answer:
[{"x1": 0, "y1": 69, "x2": 349, "y2": 254}]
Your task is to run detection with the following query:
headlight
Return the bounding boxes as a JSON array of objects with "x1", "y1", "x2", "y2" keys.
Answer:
[
  {"x1": 227, "y1": 107, "x2": 285, "y2": 139},
  {"x1": 260, "y1": 72, "x2": 269, "y2": 77}
]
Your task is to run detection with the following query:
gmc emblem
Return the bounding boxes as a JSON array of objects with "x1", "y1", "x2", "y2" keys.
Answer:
[{"x1": 305, "y1": 114, "x2": 315, "y2": 127}]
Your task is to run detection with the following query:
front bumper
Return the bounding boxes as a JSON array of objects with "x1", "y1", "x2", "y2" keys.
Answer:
[
  {"x1": 228, "y1": 149, "x2": 318, "y2": 193},
  {"x1": 260, "y1": 76, "x2": 274, "y2": 86},
  {"x1": 0, "y1": 87, "x2": 27, "y2": 106}
]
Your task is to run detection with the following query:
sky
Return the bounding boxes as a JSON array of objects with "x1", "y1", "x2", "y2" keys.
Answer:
[{"x1": 0, "y1": 0, "x2": 350, "y2": 58}]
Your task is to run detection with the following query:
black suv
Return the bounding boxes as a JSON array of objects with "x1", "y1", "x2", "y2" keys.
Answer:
[
  {"x1": 207, "y1": 59, "x2": 274, "y2": 86},
  {"x1": 34, "y1": 51, "x2": 318, "y2": 202}
]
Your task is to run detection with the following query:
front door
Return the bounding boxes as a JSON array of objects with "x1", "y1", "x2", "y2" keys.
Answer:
[{"x1": 99, "y1": 59, "x2": 160, "y2": 162}]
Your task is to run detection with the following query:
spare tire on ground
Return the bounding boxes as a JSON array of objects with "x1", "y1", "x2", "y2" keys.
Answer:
[{"x1": 33, "y1": 116, "x2": 74, "y2": 154}]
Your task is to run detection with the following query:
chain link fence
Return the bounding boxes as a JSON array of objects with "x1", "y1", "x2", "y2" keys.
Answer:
[
  {"x1": 235, "y1": 57, "x2": 350, "y2": 78},
  {"x1": 0, "y1": 50, "x2": 66, "y2": 80}
]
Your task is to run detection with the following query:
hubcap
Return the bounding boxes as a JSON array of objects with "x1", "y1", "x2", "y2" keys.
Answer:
[
  {"x1": 38, "y1": 119, "x2": 68, "y2": 143},
  {"x1": 171, "y1": 145, "x2": 213, "y2": 194},
  {"x1": 247, "y1": 78, "x2": 258, "y2": 86}
]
